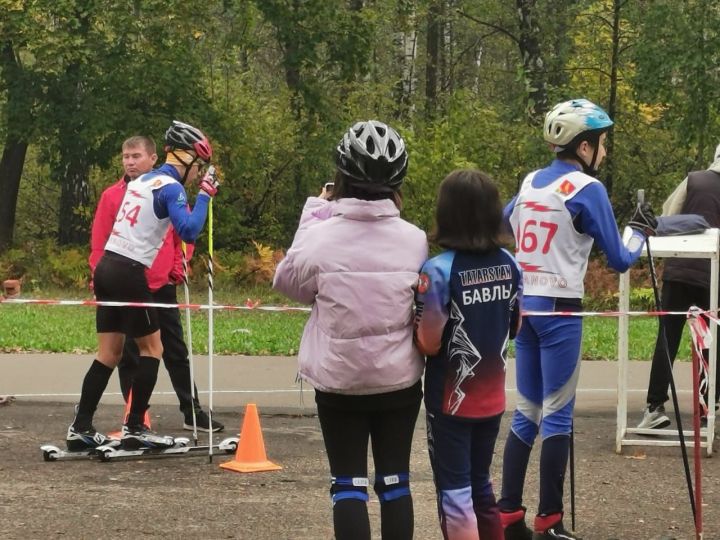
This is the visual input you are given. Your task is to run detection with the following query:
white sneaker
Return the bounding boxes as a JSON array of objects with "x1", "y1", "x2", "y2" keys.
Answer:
[{"x1": 637, "y1": 404, "x2": 671, "y2": 429}]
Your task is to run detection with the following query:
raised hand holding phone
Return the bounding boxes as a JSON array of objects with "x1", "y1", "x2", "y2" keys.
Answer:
[{"x1": 320, "y1": 181, "x2": 334, "y2": 200}]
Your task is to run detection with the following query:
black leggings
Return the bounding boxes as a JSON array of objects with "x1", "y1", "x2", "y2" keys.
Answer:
[
  {"x1": 119, "y1": 284, "x2": 200, "y2": 417},
  {"x1": 647, "y1": 280, "x2": 720, "y2": 406},
  {"x1": 316, "y1": 382, "x2": 422, "y2": 540}
]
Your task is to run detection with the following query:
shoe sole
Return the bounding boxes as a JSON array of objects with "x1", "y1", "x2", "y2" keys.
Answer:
[
  {"x1": 183, "y1": 423, "x2": 224, "y2": 433},
  {"x1": 638, "y1": 418, "x2": 671, "y2": 430},
  {"x1": 121, "y1": 437, "x2": 175, "y2": 450},
  {"x1": 66, "y1": 440, "x2": 101, "y2": 452}
]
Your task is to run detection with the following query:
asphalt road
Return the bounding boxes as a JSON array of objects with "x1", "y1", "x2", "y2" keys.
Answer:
[
  {"x1": 0, "y1": 354, "x2": 696, "y2": 412},
  {"x1": 0, "y1": 355, "x2": 716, "y2": 540}
]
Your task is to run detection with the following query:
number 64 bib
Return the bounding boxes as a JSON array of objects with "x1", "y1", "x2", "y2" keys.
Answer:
[
  {"x1": 509, "y1": 170, "x2": 597, "y2": 298},
  {"x1": 105, "y1": 174, "x2": 177, "y2": 267}
]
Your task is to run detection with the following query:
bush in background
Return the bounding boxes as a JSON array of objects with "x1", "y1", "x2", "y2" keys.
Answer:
[
  {"x1": 1, "y1": 241, "x2": 663, "y2": 314},
  {"x1": 0, "y1": 240, "x2": 89, "y2": 292},
  {"x1": 584, "y1": 256, "x2": 658, "y2": 312},
  {"x1": 0, "y1": 240, "x2": 285, "y2": 295}
]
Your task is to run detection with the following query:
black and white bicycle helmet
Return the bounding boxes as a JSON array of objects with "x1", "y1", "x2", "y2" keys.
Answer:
[
  {"x1": 165, "y1": 120, "x2": 213, "y2": 162},
  {"x1": 335, "y1": 120, "x2": 408, "y2": 192}
]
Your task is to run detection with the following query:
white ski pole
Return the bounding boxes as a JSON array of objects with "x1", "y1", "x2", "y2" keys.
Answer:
[
  {"x1": 181, "y1": 242, "x2": 199, "y2": 446},
  {"x1": 207, "y1": 192, "x2": 215, "y2": 463}
]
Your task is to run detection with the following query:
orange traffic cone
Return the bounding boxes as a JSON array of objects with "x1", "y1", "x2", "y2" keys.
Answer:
[
  {"x1": 220, "y1": 403, "x2": 282, "y2": 473},
  {"x1": 108, "y1": 389, "x2": 152, "y2": 439}
]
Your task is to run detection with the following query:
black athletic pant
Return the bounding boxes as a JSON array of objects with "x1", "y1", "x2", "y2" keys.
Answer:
[
  {"x1": 647, "y1": 280, "x2": 720, "y2": 407},
  {"x1": 118, "y1": 284, "x2": 200, "y2": 418},
  {"x1": 315, "y1": 382, "x2": 422, "y2": 540}
]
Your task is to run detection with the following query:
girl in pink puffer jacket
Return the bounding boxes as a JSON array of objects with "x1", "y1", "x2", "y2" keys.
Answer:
[{"x1": 273, "y1": 120, "x2": 428, "y2": 540}]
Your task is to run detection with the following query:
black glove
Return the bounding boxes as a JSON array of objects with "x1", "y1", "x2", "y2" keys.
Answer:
[{"x1": 628, "y1": 202, "x2": 657, "y2": 236}]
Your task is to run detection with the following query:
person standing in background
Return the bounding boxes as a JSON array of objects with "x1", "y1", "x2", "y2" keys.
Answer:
[{"x1": 637, "y1": 142, "x2": 720, "y2": 430}]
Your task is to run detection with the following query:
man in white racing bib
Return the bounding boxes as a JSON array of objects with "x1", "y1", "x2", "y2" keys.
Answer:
[{"x1": 66, "y1": 121, "x2": 220, "y2": 451}]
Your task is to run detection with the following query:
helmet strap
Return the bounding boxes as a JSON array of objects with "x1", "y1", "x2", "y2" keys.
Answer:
[
  {"x1": 169, "y1": 150, "x2": 198, "y2": 185},
  {"x1": 570, "y1": 139, "x2": 601, "y2": 177},
  {"x1": 571, "y1": 148, "x2": 599, "y2": 177}
]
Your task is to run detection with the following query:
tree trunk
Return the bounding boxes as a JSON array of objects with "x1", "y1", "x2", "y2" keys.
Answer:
[
  {"x1": 425, "y1": 0, "x2": 441, "y2": 117},
  {"x1": 604, "y1": 0, "x2": 623, "y2": 198},
  {"x1": 0, "y1": 140, "x2": 27, "y2": 251},
  {"x1": 516, "y1": 0, "x2": 548, "y2": 122},
  {"x1": 0, "y1": 42, "x2": 31, "y2": 252},
  {"x1": 393, "y1": 1, "x2": 417, "y2": 118},
  {"x1": 440, "y1": 0, "x2": 452, "y2": 95},
  {"x1": 56, "y1": 60, "x2": 91, "y2": 245},
  {"x1": 57, "y1": 155, "x2": 90, "y2": 245}
]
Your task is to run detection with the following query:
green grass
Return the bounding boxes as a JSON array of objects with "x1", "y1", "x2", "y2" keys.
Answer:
[
  {"x1": 0, "y1": 303, "x2": 308, "y2": 355},
  {"x1": 0, "y1": 296, "x2": 691, "y2": 360},
  {"x1": 581, "y1": 316, "x2": 691, "y2": 361}
]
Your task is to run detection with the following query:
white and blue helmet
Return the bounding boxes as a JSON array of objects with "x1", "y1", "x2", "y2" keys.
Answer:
[{"x1": 543, "y1": 98, "x2": 614, "y2": 149}]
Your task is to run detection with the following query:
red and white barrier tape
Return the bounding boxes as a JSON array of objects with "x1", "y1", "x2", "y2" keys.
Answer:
[
  {"x1": 0, "y1": 297, "x2": 311, "y2": 312},
  {"x1": 687, "y1": 307, "x2": 714, "y2": 417},
  {"x1": 3, "y1": 297, "x2": 720, "y2": 318},
  {"x1": 522, "y1": 309, "x2": 716, "y2": 317}
]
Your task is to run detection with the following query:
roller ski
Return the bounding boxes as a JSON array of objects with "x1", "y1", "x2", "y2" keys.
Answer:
[
  {"x1": 41, "y1": 425, "x2": 120, "y2": 462},
  {"x1": 96, "y1": 430, "x2": 239, "y2": 461}
]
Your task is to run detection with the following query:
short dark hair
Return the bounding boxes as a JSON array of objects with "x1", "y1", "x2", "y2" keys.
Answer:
[
  {"x1": 431, "y1": 169, "x2": 510, "y2": 253},
  {"x1": 330, "y1": 170, "x2": 403, "y2": 210},
  {"x1": 556, "y1": 128, "x2": 605, "y2": 160},
  {"x1": 122, "y1": 135, "x2": 156, "y2": 156}
]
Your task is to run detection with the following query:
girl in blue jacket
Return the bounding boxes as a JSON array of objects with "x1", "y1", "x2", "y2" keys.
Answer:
[{"x1": 415, "y1": 169, "x2": 523, "y2": 540}]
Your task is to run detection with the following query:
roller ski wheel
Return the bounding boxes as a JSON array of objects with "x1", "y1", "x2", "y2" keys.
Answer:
[
  {"x1": 176, "y1": 436, "x2": 239, "y2": 455},
  {"x1": 96, "y1": 444, "x2": 115, "y2": 463},
  {"x1": 218, "y1": 436, "x2": 239, "y2": 454},
  {"x1": 40, "y1": 443, "x2": 109, "y2": 462},
  {"x1": 41, "y1": 445, "x2": 61, "y2": 462}
]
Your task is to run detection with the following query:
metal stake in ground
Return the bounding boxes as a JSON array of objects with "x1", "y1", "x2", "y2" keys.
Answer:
[
  {"x1": 691, "y1": 340, "x2": 704, "y2": 539},
  {"x1": 638, "y1": 189, "x2": 697, "y2": 528},
  {"x1": 182, "y1": 242, "x2": 199, "y2": 446}
]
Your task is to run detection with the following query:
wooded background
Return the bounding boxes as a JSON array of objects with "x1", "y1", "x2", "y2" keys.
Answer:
[{"x1": 1, "y1": 0, "x2": 719, "y2": 260}]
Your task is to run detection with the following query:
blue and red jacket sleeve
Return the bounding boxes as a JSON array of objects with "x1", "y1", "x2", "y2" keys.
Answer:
[{"x1": 414, "y1": 251, "x2": 454, "y2": 356}]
